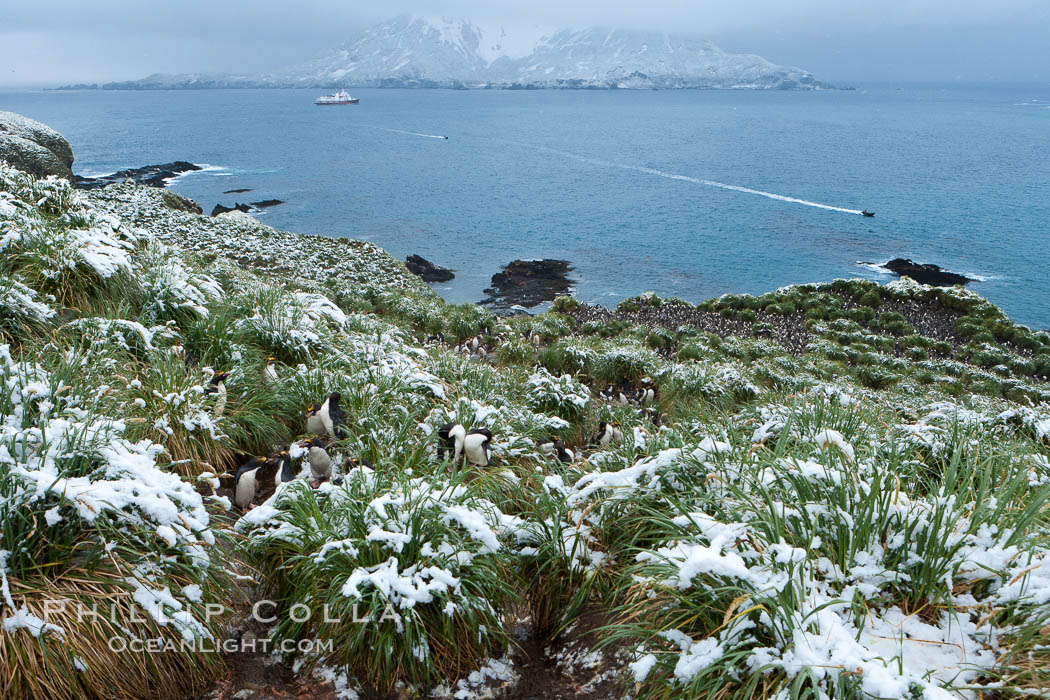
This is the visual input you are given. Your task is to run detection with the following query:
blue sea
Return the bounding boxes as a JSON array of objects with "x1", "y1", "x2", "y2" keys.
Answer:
[{"x1": 3, "y1": 85, "x2": 1048, "y2": 327}]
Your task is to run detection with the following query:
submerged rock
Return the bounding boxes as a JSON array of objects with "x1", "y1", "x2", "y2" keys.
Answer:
[
  {"x1": 405, "y1": 254, "x2": 455, "y2": 282},
  {"x1": 76, "y1": 161, "x2": 202, "y2": 189},
  {"x1": 481, "y1": 259, "x2": 575, "y2": 309},
  {"x1": 882, "y1": 258, "x2": 973, "y2": 286},
  {"x1": 0, "y1": 111, "x2": 74, "y2": 180}
]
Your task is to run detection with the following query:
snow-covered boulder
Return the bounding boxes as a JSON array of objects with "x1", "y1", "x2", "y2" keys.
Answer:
[{"x1": 0, "y1": 111, "x2": 74, "y2": 180}]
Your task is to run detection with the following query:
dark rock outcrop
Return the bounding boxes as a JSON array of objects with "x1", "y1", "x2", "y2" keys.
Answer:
[
  {"x1": 76, "y1": 161, "x2": 202, "y2": 189},
  {"x1": 250, "y1": 199, "x2": 284, "y2": 209},
  {"x1": 882, "y1": 259, "x2": 973, "y2": 287},
  {"x1": 161, "y1": 190, "x2": 203, "y2": 214},
  {"x1": 405, "y1": 254, "x2": 455, "y2": 282},
  {"x1": 481, "y1": 259, "x2": 575, "y2": 309},
  {"x1": 211, "y1": 202, "x2": 253, "y2": 216},
  {"x1": 0, "y1": 111, "x2": 75, "y2": 181}
]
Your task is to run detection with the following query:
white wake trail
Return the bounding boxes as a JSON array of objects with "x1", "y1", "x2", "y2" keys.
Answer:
[
  {"x1": 635, "y1": 166, "x2": 864, "y2": 214},
  {"x1": 519, "y1": 142, "x2": 864, "y2": 215},
  {"x1": 382, "y1": 128, "x2": 448, "y2": 140}
]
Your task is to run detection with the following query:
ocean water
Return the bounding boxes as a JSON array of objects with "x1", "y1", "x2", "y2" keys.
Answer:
[{"x1": 3, "y1": 85, "x2": 1049, "y2": 327}]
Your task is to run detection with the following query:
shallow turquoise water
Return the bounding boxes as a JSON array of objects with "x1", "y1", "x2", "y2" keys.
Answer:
[{"x1": 3, "y1": 85, "x2": 1048, "y2": 326}]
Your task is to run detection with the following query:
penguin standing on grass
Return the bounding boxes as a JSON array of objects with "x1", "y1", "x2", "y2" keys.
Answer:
[
  {"x1": 272, "y1": 451, "x2": 295, "y2": 488},
  {"x1": 437, "y1": 422, "x2": 467, "y2": 463},
  {"x1": 594, "y1": 421, "x2": 622, "y2": 448},
  {"x1": 263, "y1": 357, "x2": 279, "y2": 384},
  {"x1": 304, "y1": 437, "x2": 333, "y2": 487},
  {"x1": 233, "y1": 456, "x2": 264, "y2": 513},
  {"x1": 208, "y1": 370, "x2": 230, "y2": 419},
  {"x1": 638, "y1": 377, "x2": 656, "y2": 404},
  {"x1": 306, "y1": 392, "x2": 344, "y2": 440},
  {"x1": 539, "y1": 436, "x2": 574, "y2": 463},
  {"x1": 463, "y1": 428, "x2": 493, "y2": 467}
]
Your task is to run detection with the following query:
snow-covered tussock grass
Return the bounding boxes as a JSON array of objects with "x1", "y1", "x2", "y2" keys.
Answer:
[
  {"x1": 603, "y1": 401, "x2": 1050, "y2": 699},
  {"x1": 5, "y1": 162, "x2": 1050, "y2": 697},
  {"x1": 84, "y1": 181, "x2": 434, "y2": 302},
  {"x1": 1, "y1": 192, "x2": 137, "y2": 308},
  {"x1": 135, "y1": 239, "x2": 224, "y2": 320},
  {"x1": 526, "y1": 367, "x2": 590, "y2": 418},
  {"x1": 0, "y1": 275, "x2": 55, "y2": 333},
  {"x1": 341, "y1": 328, "x2": 446, "y2": 399},
  {"x1": 0, "y1": 343, "x2": 229, "y2": 698},
  {"x1": 238, "y1": 469, "x2": 516, "y2": 694}
]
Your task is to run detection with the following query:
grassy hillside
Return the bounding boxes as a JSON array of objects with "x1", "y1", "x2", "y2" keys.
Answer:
[{"x1": 1, "y1": 164, "x2": 1048, "y2": 699}]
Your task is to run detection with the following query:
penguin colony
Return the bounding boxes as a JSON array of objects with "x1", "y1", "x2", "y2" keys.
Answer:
[
  {"x1": 228, "y1": 331, "x2": 653, "y2": 512},
  {"x1": 599, "y1": 377, "x2": 657, "y2": 406},
  {"x1": 225, "y1": 290, "x2": 995, "y2": 516},
  {"x1": 232, "y1": 390, "x2": 346, "y2": 513},
  {"x1": 566, "y1": 301, "x2": 814, "y2": 355}
]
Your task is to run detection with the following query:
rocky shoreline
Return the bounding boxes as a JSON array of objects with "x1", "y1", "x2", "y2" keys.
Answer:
[
  {"x1": 4, "y1": 110, "x2": 992, "y2": 317},
  {"x1": 76, "y1": 160, "x2": 203, "y2": 189},
  {"x1": 85, "y1": 183, "x2": 432, "y2": 300}
]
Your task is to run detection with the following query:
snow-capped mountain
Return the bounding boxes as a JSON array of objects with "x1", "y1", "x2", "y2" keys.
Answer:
[
  {"x1": 84, "y1": 16, "x2": 827, "y2": 91},
  {"x1": 274, "y1": 16, "x2": 823, "y2": 89}
]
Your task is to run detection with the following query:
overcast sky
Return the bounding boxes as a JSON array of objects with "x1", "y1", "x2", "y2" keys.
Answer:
[{"x1": 3, "y1": 1, "x2": 1049, "y2": 86}]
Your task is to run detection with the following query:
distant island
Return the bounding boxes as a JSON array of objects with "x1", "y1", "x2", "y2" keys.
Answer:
[{"x1": 58, "y1": 15, "x2": 831, "y2": 91}]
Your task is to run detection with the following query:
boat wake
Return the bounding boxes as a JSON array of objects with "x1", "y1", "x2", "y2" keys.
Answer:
[
  {"x1": 507, "y1": 141, "x2": 865, "y2": 215},
  {"x1": 381, "y1": 128, "x2": 448, "y2": 140},
  {"x1": 632, "y1": 164, "x2": 865, "y2": 214}
]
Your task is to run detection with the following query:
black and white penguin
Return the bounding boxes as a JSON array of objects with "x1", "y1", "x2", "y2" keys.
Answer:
[
  {"x1": 306, "y1": 392, "x2": 344, "y2": 440},
  {"x1": 272, "y1": 451, "x2": 295, "y2": 488},
  {"x1": 539, "y1": 436, "x2": 574, "y2": 463},
  {"x1": 437, "y1": 422, "x2": 467, "y2": 463},
  {"x1": 208, "y1": 370, "x2": 230, "y2": 419},
  {"x1": 233, "y1": 457, "x2": 264, "y2": 513},
  {"x1": 263, "y1": 356, "x2": 279, "y2": 384},
  {"x1": 639, "y1": 378, "x2": 656, "y2": 404},
  {"x1": 463, "y1": 428, "x2": 493, "y2": 467},
  {"x1": 304, "y1": 438, "x2": 333, "y2": 487},
  {"x1": 594, "y1": 421, "x2": 623, "y2": 448}
]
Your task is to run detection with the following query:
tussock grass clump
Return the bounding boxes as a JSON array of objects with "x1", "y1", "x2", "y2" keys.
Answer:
[
  {"x1": 0, "y1": 167, "x2": 138, "y2": 311},
  {"x1": 526, "y1": 367, "x2": 591, "y2": 420},
  {"x1": 0, "y1": 276, "x2": 55, "y2": 342},
  {"x1": 511, "y1": 478, "x2": 602, "y2": 637},
  {"x1": 237, "y1": 470, "x2": 514, "y2": 693},
  {"x1": 0, "y1": 343, "x2": 232, "y2": 700}
]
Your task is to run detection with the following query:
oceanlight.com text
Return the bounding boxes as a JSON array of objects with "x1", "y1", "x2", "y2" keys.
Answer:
[{"x1": 107, "y1": 637, "x2": 335, "y2": 655}]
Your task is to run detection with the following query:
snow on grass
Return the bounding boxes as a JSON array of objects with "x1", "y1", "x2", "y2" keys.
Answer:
[
  {"x1": 4, "y1": 162, "x2": 1050, "y2": 698},
  {"x1": 0, "y1": 277, "x2": 55, "y2": 324}
]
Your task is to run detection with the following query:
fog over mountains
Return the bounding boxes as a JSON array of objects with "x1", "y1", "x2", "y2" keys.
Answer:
[{"x1": 69, "y1": 16, "x2": 827, "y2": 90}]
